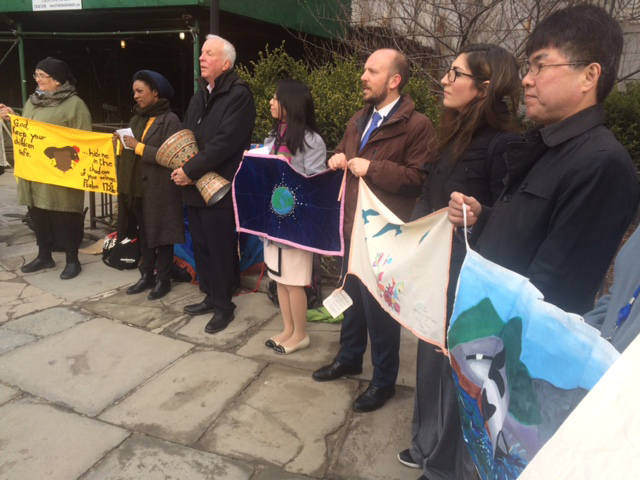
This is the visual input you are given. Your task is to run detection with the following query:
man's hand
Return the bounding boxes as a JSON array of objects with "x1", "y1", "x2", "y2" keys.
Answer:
[
  {"x1": 347, "y1": 157, "x2": 371, "y2": 177},
  {"x1": 328, "y1": 152, "x2": 347, "y2": 170},
  {"x1": 171, "y1": 167, "x2": 194, "y2": 186},
  {"x1": 0, "y1": 104, "x2": 15, "y2": 121},
  {"x1": 448, "y1": 192, "x2": 481, "y2": 227}
]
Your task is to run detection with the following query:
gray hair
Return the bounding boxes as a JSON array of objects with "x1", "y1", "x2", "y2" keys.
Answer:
[{"x1": 206, "y1": 34, "x2": 236, "y2": 68}]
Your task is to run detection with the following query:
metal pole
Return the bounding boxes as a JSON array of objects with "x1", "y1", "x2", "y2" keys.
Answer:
[
  {"x1": 2, "y1": 28, "x2": 191, "y2": 37},
  {"x1": 193, "y1": 20, "x2": 200, "y2": 94},
  {"x1": 16, "y1": 24, "x2": 27, "y2": 105},
  {"x1": 210, "y1": 0, "x2": 219, "y2": 35},
  {"x1": 0, "y1": 40, "x2": 18, "y2": 68}
]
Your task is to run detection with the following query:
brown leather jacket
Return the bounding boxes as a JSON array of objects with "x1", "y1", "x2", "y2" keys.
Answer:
[{"x1": 337, "y1": 94, "x2": 436, "y2": 238}]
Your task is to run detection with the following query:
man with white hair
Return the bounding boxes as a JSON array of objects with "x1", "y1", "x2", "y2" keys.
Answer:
[{"x1": 171, "y1": 35, "x2": 256, "y2": 333}]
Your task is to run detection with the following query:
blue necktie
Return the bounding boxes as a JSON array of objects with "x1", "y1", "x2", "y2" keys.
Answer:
[{"x1": 360, "y1": 111, "x2": 382, "y2": 151}]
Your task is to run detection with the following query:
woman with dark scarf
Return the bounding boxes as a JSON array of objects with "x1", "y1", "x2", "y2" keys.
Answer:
[
  {"x1": 4, "y1": 57, "x2": 92, "y2": 280},
  {"x1": 114, "y1": 70, "x2": 184, "y2": 300}
]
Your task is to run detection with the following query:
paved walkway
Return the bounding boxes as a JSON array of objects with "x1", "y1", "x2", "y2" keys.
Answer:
[{"x1": 0, "y1": 169, "x2": 421, "y2": 480}]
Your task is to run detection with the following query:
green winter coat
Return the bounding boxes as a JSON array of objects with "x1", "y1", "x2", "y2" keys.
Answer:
[{"x1": 17, "y1": 95, "x2": 92, "y2": 212}]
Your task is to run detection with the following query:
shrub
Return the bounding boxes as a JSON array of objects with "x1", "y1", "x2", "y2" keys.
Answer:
[
  {"x1": 236, "y1": 43, "x2": 441, "y2": 151},
  {"x1": 605, "y1": 82, "x2": 640, "y2": 172}
]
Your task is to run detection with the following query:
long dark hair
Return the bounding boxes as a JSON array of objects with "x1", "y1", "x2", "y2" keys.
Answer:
[
  {"x1": 438, "y1": 44, "x2": 520, "y2": 163},
  {"x1": 271, "y1": 79, "x2": 320, "y2": 155}
]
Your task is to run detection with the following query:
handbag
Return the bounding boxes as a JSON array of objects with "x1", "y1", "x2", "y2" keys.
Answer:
[{"x1": 102, "y1": 232, "x2": 140, "y2": 270}]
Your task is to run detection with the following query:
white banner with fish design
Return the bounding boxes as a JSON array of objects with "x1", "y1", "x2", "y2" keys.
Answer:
[{"x1": 346, "y1": 178, "x2": 454, "y2": 351}]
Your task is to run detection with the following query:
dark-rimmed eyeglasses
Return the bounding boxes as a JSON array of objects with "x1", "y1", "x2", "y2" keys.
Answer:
[
  {"x1": 445, "y1": 68, "x2": 475, "y2": 83},
  {"x1": 33, "y1": 73, "x2": 51, "y2": 80},
  {"x1": 521, "y1": 62, "x2": 589, "y2": 77}
]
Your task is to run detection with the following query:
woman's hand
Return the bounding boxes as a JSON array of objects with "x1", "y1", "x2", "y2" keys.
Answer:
[
  {"x1": 122, "y1": 135, "x2": 139, "y2": 150},
  {"x1": 448, "y1": 192, "x2": 481, "y2": 227},
  {"x1": 0, "y1": 104, "x2": 15, "y2": 121},
  {"x1": 112, "y1": 132, "x2": 121, "y2": 149}
]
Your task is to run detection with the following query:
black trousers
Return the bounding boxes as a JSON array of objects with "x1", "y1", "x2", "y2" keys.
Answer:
[
  {"x1": 30, "y1": 206, "x2": 83, "y2": 254},
  {"x1": 335, "y1": 248, "x2": 401, "y2": 388},
  {"x1": 187, "y1": 205, "x2": 238, "y2": 314},
  {"x1": 410, "y1": 234, "x2": 476, "y2": 479},
  {"x1": 117, "y1": 195, "x2": 173, "y2": 281}
]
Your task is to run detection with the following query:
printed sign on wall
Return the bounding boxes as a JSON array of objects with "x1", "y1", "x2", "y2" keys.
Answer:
[{"x1": 32, "y1": 0, "x2": 82, "y2": 11}]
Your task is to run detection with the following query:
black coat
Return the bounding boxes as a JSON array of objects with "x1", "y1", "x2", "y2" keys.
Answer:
[
  {"x1": 473, "y1": 104, "x2": 640, "y2": 315},
  {"x1": 182, "y1": 70, "x2": 256, "y2": 208},
  {"x1": 412, "y1": 128, "x2": 517, "y2": 219},
  {"x1": 412, "y1": 128, "x2": 517, "y2": 319},
  {"x1": 139, "y1": 111, "x2": 185, "y2": 248}
]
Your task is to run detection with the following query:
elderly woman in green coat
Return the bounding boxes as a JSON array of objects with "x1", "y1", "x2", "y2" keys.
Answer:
[{"x1": 1, "y1": 57, "x2": 91, "y2": 280}]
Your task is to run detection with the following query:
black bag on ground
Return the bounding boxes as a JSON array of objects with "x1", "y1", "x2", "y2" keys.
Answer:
[{"x1": 102, "y1": 232, "x2": 140, "y2": 270}]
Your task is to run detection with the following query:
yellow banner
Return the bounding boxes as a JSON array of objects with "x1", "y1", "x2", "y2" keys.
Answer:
[{"x1": 10, "y1": 115, "x2": 117, "y2": 195}]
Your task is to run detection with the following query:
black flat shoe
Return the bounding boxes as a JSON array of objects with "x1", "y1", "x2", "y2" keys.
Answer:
[
  {"x1": 126, "y1": 273, "x2": 156, "y2": 295},
  {"x1": 21, "y1": 257, "x2": 55, "y2": 273},
  {"x1": 183, "y1": 300, "x2": 215, "y2": 315},
  {"x1": 352, "y1": 384, "x2": 395, "y2": 413},
  {"x1": 312, "y1": 360, "x2": 362, "y2": 382},
  {"x1": 148, "y1": 279, "x2": 171, "y2": 300},
  {"x1": 60, "y1": 262, "x2": 81, "y2": 280},
  {"x1": 204, "y1": 312, "x2": 235, "y2": 334}
]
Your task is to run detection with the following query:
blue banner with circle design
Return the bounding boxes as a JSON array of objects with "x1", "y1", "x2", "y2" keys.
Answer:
[{"x1": 232, "y1": 153, "x2": 345, "y2": 255}]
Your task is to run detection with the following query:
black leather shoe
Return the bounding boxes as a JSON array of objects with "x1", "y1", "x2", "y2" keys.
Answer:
[
  {"x1": 312, "y1": 361, "x2": 363, "y2": 382},
  {"x1": 127, "y1": 273, "x2": 156, "y2": 295},
  {"x1": 352, "y1": 384, "x2": 395, "y2": 413},
  {"x1": 204, "y1": 312, "x2": 235, "y2": 334},
  {"x1": 59, "y1": 262, "x2": 81, "y2": 280},
  {"x1": 21, "y1": 257, "x2": 55, "y2": 273},
  {"x1": 148, "y1": 279, "x2": 171, "y2": 300},
  {"x1": 183, "y1": 300, "x2": 215, "y2": 316}
]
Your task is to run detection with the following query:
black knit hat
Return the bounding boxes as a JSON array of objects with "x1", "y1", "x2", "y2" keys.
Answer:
[
  {"x1": 132, "y1": 70, "x2": 175, "y2": 99},
  {"x1": 35, "y1": 57, "x2": 75, "y2": 85}
]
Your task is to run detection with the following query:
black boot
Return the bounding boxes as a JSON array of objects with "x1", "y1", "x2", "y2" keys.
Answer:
[
  {"x1": 21, "y1": 244, "x2": 55, "y2": 273},
  {"x1": 127, "y1": 273, "x2": 156, "y2": 295},
  {"x1": 148, "y1": 278, "x2": 171, "y2": 300},
  {"x1": 60, "y1": 251, "x2": 81, "y2": 280}
]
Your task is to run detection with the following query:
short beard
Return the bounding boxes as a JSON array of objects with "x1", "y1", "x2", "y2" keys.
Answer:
[{"x1": 363, "y1": 89, "x2": 386, "y2": 106}]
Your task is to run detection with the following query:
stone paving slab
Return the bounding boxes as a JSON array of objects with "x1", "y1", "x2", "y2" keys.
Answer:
[
  {"x1": 83, "y1": 433, "x2": 254, "y2": 480},
  {"x1": 255, "y1": 468, "x2": 315, "y2": 480},
  {"x1": 0, "y1": 328, "x2": 36, "y2": 355},
  {"x1": 3, "y1": 306, "x2": 91, "y2": 337},
  {"x1": 80, "y1": 282, "x2": 198, "y2": 329},
  {"x1": 332, "y1": 386, "x2": 415, "y2": 480},
  {"x1": 173, "y1": 292, "x2": 279, "y2": 349},
  {"x1": 100, "y1": 350, "x2": 264, "y2": 445},
  {"x1": 0, "y1": 270, "x2": 17, "y2": 281},
  {"x1": 200, "y1": 363, "x2": 359, "y2": 477},
  {"x1": 23, "y1": 259, "x2": 139, "y2": 302},
  {"x1": 0, "y1": 397, "x2": 129, "y2": 480},
  {"x1": 5, "y1": 283, "x2": 65, "y2": 320},
  {"x1": 0, "y1": 382, "x2": 19, "y2": 405},
  {"x1": 0, "y1": 318, "x2": 193, "y2": 415},
  {"x1": 237, "y1": 316, "x2": 341, "y2": 371},
  {"x1": 0, "y1": 280, "x2": 71, "y2": 324},
  {"x1": 241, "y1": 316, "x2": 419, "y2": 388}
]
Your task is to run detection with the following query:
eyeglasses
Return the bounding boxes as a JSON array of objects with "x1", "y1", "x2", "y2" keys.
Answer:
[
  {"x1": 445, "y1": 68, "x2": 475, "y2": 83},
  {"x1": 33, "y1": 73, "x2": 51, "y2": 80},
  {"x1": 521, "y1": 62, "x2": 589, "y2": 77}
]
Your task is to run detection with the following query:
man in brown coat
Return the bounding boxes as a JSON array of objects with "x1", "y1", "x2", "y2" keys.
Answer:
[{"x1": 313, "y1": 48, "x2": 436, "y2": 412}]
